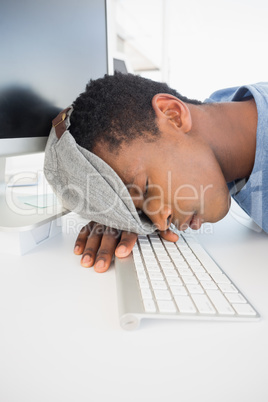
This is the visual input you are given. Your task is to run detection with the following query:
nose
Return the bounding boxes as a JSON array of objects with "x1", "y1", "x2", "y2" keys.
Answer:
[{"x1": 145, "y1": 205, "x2": 172, "y2": 232}]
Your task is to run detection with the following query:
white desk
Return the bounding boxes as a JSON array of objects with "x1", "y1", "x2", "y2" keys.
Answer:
[{"x1": 0, "y1": 205, "x2": 268, "y2": 402}]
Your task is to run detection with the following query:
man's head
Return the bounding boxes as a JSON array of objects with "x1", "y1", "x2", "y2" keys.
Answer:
[
  {"x1": 65, "y1": 73, "x2": 231, "y2": 232},
  {"x1": 70, "y1": 72, "x2": 202, "y2": 154}
]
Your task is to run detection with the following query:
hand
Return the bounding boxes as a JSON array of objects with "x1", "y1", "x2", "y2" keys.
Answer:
[
  {"x1": 74, "y1": 222, "x2": 137, "y2": 273},
  {"x1": 74, "y1": 221, "x2": 179, "y2": 273}
]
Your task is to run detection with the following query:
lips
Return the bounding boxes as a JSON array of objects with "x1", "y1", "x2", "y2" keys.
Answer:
[
  {"x1": 189, "y1": 215, "x2": 195, "y2": 227},
  {"x1": 175, "y1": 213, "x2": 203, "y2": 231},
  {"x1": 189, "y1": 214, "x2": 202, "y2": 230},
  {"x1": 177, "y1": 215, "x2": 193, "y2": 231}
]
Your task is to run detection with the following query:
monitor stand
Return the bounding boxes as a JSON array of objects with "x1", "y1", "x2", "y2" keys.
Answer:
[{"x1": 0, "y1": 156, "x2": 69, "y2": 255}]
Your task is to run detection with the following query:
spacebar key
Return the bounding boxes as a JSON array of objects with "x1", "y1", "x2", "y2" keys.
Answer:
[{"x1": 206, "y1": 290, "x2": 235, "y2": 315}]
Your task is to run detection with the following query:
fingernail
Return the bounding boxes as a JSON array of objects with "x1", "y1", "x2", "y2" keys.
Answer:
[
  {"x1": 74, "y1": 245, "x2": 80, "y2": 254},
  {"x1": 117, "y1": 245, "x2": 127, "y2": 255},
  {"x1": 95, "y1": 260, "x2": 105, "y2": 270},
  {"x1": 81, "y1": 255, "x2": 92, "y2": 266}
]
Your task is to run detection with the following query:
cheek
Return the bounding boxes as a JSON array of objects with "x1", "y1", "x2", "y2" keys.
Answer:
[
  {"x1": 202, "y1": 182, "x2": 231, "y2": 221},
  {"x1": 171, "y1": 182, "x2": 199, "y2": 215},
  {"x1": 170, "y1": 173, "x2": 230, "y2": 221}
]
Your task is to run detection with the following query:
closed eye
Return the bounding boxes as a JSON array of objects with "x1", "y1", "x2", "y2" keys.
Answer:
[{"x1": 143, "y1": 178, "x2": 149, "y2": 198}]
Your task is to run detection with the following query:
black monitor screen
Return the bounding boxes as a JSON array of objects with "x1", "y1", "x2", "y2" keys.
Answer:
[{"x1": 0, "y1": 0, "x2": 108, "y2": 139}]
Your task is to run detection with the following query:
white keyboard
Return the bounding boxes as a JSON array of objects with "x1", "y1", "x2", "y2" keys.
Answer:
[{"x1": 115, "y1": 233, "x2": 260, "y2": 330}]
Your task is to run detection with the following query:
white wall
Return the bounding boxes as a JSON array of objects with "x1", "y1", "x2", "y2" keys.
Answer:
[
  {"x1": 167, "y1": 0, "x2": 268, "y2": 100},
  {"x1": 116, "y1": 0, "x2": 268, "y2": 100}
]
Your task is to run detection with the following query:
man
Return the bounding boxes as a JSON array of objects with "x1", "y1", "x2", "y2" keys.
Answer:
[{"x1": 44, "y1": 73, "x2": 267, "y2": 273}]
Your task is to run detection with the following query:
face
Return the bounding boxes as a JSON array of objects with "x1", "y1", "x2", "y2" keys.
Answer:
[{"x1": 94, "y1": 124, "x2": 231, "y2": 232}]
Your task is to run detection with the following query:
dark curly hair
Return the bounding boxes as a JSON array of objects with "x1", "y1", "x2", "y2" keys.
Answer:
[{"x1": 70, "y1": 72, "x2": 202, "y2": 153}]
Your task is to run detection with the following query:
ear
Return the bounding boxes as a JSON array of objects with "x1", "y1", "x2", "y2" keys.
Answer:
[{"x1": 152, "y1": 93, "x2": 192, "y2": 133}]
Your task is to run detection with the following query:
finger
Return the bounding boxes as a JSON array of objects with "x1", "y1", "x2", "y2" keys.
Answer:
[
  {"x1": 159, "y1": 228, "x2": 179, "y2": 242},
  {"x1": 80, "y1": 223, "x2": 106, "y2": 268},
  {"x1": 94, "y1": 227, "x2": 121, "y2": 273},
  {"x1": 115, "y1": 231, "x2": 138, "y2": 258},
  {"x1": 74, "y1": 222, "x2": 94, "y2": 255}
]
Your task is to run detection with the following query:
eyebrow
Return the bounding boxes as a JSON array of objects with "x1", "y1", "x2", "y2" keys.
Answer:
[
  {"x1": 123, "y1": 175, "x2": 144, "y2": 197},
  {"x1": 121, "y1": 165, "x2": 141, "y2": 188},
  {"x1": 122, "y1": 177, "x2": 134, "y2": 188}
]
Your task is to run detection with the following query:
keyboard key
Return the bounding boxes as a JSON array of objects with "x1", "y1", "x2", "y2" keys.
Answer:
[
  {"x1": 181, "y1": 252, "x2": 194, "y2": 259},
  {"x1": 206, "y1": 290, "x2": 235, "y2": 315},
  {"x1": 143, "y1": 299, "x2": 157, "y2": 313},
  {"x1": 162, "y1": 268, "x2": 178, "y2": 277},
  {"x1": 150, "y1": 244, "x2": 163, "y2": 249},
  {"x1": 191, "y1": 294, "x2": 216, "y2": 314},
  {"x1": 146, "y1": 265, "x2": 161, "y2": 272},
  {"x1": 160, "y1": 262, "x2": 175, "y2": 269},
  {"x1": 174, "y1": 261, "x2": 188, "y2": 269},
  {"x1": 139, "y1": 235, "x2": 148, "y2": 240},
  {"x1": 138, "y1": 278, "x2": 150, "y2": 289},
  {"x1": 148, "y1": 271, "x2": 164, "y2": 281},
  {"x1": 217, "y1": 283, "x2": 238, "y2": 293},
  {"x1": 166, "y1": 277, "x2": 183, "y2": 286},
  {"x1": 154, "y1": 289, "x2": 172, "y2": 300},
  {"x1": 169, "y1": 258, "x2": 185, "y2": 265},
  {"x1": 142, "y1": 251, "x2": 155, "y2": 258},
  {"x1": 168, "y1": 249, "x2": 183, "y2": 256},
  {"x1": 186, "y1": 284, "x2": 204, "y2": 294},
  {"x1": 151, "y1": 280, "x2": 167, "y2": 290},
  {"x1": 140, "y1": 244, "x2": 153, "y2": 251},
  {"x1": 133, "y1": 254, "x2": 142, "y2": 263},
  {"x1": 170, "y1": 285, "x2": 188, "y2": 296},
  {"x1": 141, "y1": 288, "x2": 153, "y2": 299},
  {"x1": 154, "y1": 249, "x2": 168, "y2": 255},
  {"x1": 211, "y1": 273, "x2": 231, "y2": 284},
  {"x1": 175, "y1": 237, "x2": 186, "y2": 245},
  {"x1": 136, "y1": 270, "x2": 147, "y2": 280},
  {"x1": 201, "y1": 281, "x2": 218, "y2": 290},
  {"x1": 225, "y1": 293, "x2": 246, "y2": 304},
  {"x1": 182, "y1": 250, "x2": 194, "y2": 258},
  {"x1": 157, "y1": 300, "x2": 177, "y2": 313},
  {"x1": 139, "y1": 242, "x2": 152, "y2": 250},
  {"x1": 195, "y1": 272, "x2": 211, "y2": 281},
  {"x1": 150, "y1": 238, "x2": 162, "y2": 243},
  {"x1": 139, "y1": 237, "x2": 149, "y2": 243},
  {"x1": 157, "y1": 255, "x2": 171, "y2": 262},
  {"x1": 135, "y1": 262, "x2": 145, "y2": 272},
  {"x1": 177, "y1": 267, "x2": 193, "y2": 276},
  {"x1": 191, "y1": 265, "x2": 205, "y2": 273},
  {"x1": 232, "y1": 303, "x2": 257, "y2": 316},
  {"x1": 178, "y1": 245, "x2": 189, "y2": 252},
  {"x1": 182, "y1": 276, "x2": 198, "y2": 285},
  {"x1": 174, "y1": 296, "x2": 197, "y2": 313},
  {"x1": 145, "y1": 259, "x2": 159, "y2": 267},
  {"x1": 187, "y1": 256, "x2": 199, "y2": 264},
  {"x1": 164, "y1": 244, "x2": 177, "y2": 251}
]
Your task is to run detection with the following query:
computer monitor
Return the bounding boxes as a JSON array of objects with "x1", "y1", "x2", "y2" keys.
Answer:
[{"x1": 0, "y1": 0, "x2": 111, "y2": 233}]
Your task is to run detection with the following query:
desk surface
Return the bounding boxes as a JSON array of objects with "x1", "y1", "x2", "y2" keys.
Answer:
[{"x1": 0, "y1": 203, "x2": 268, "y2": 402}]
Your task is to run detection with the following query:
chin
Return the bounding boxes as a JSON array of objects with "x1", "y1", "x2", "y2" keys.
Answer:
[
  {"x1": 211, "y1": 200, "x2": 231, "y2": 224},
  {"x1": 213, "y1": 190, "x2": 231, "y2": 222}
]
